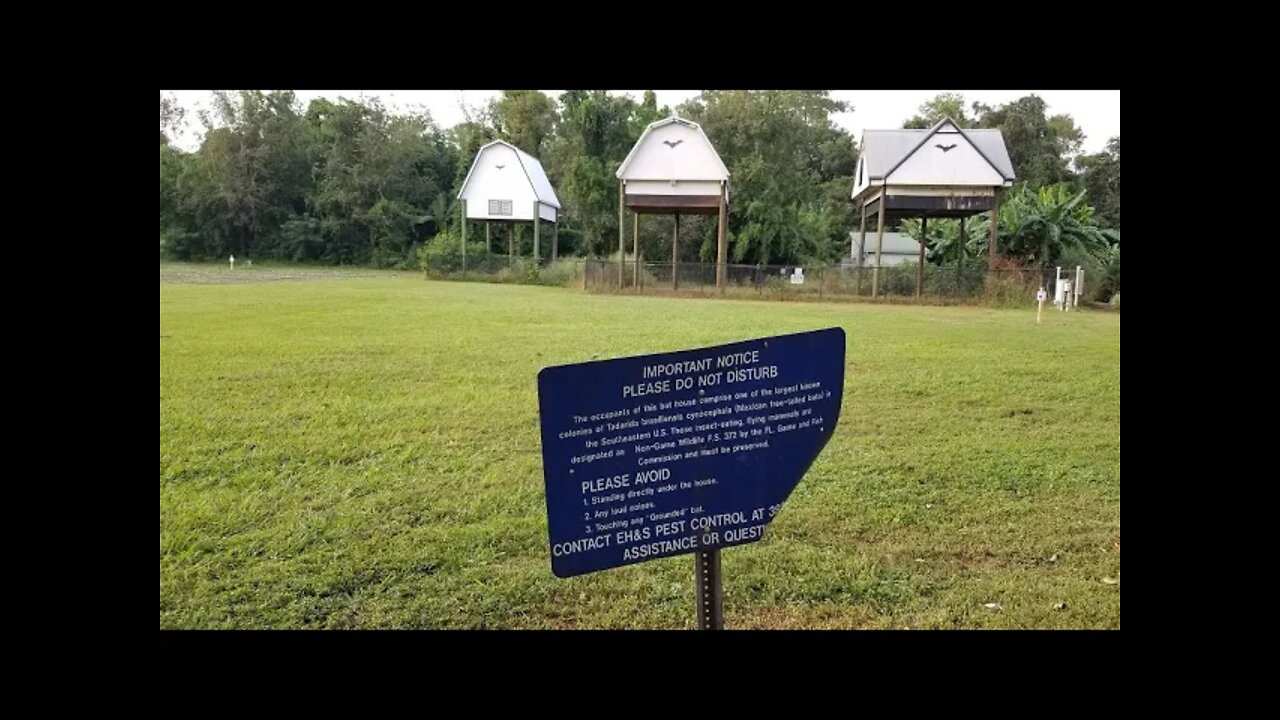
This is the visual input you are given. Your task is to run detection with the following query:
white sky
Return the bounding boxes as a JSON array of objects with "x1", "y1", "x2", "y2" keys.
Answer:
[{"x1": 164, "y1": 89, "x2": 1119, "y2": 155}]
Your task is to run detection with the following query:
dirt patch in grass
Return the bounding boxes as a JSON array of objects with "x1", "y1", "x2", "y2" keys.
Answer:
[{"x1": 161, "y1": 263, "x2": 411, "y2": 285}]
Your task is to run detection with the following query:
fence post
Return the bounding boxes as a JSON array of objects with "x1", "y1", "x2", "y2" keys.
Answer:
[
  {"x1": 618, "y1": 183, "x2": 626, "y2": 289},
  {"x1": 460, "y1": 200, "x2": 467, "y2": 275}
]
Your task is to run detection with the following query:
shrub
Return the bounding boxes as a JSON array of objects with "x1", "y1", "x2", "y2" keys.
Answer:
[
  {"x1": 278, "y1": 217, "x2": 326, "y2": 263},
  {"x1": 534, "y1": 259, "x2": 582, "y2": 287},
  {"x1": 1095, "y1": 245, "x2": 1120, "y2": 301},
  {"x1": 417, "y1": 230, "x2": 487, "y2": 276},
  {"x1": 982, "y1": 258, "x2": 1040, "y2": 308},
  {"x1": 161, "y1": 227, "x2": 206, "y2": 261}
]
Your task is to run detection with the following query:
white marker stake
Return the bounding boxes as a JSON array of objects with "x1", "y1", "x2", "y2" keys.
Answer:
[
  {"x1": 1036, "y1": 287, "x2": 1046, "y2": 324},
  {"x1": 230, "y1": 254, "x2": 235, "y2": 270}
]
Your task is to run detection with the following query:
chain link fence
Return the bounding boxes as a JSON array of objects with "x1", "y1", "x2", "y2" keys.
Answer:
[
  {"x1": 583, "y1": 259, "x2": 1057, "y2": 304},
  {"x1": 423, "y1": 251, "x2": 1071, "y2": 306}
]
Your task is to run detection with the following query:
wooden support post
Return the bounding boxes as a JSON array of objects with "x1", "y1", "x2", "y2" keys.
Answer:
[
  {"x1": 858, "y1": 200, "x2": 867, "y2": 295},
  {"x1": 632, "y1": 211, "x2": 640, "y2": 290},
  {"x1": 460, "y1": 200, "x2": 467, "y2": 274},
  {"x1": 618, "y1": 182, "x2": 626, "y2": 287},
  {"x1": 716, "y1": 182, "x2": 727, "y2": 294},
  {"x1": 533, "y1": 201, "x2": 540, "y2": 265},
  {"x1": 989, "y1": 189, "x2": 1001, "y2": 273},
  {"x1": 552, "y1": 220, "x2": 559, "y2": 262},
  {"x1": 508, "y1": 222, "x2": 513, "y2": 266},
  {"x1": 917, "y1": 215, "x2": 927, "y2": 297},
  {"x1": 672, "y1": 213, "x2": 680, "y2": 291},
  {"x1": 957, "y1": 216, "x2": 967, "y2": 294},
  {"x1": 873, "y1": 193, "x2": 885, "y2": 298},
  {"x1": 486, "y1": 222, "x2": 491, "y2": 256}
]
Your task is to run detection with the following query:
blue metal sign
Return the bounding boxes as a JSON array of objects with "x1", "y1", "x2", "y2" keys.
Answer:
[{"x1": 537, "y1": 328, "x2": 846, "y2": 578}]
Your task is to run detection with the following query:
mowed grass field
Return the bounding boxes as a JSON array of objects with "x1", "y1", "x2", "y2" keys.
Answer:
[{"x1": 160, "y1": 263, "x2": 1120, "y2": 629}]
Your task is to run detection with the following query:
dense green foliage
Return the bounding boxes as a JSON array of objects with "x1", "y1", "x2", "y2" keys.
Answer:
[
  {"x1": 902, "y1": 183, "x2": 1120, "y2": 292},
  {"x1": 996, "y1": 185, "x2": 1120, "y2": 265},
  {"x1": 160, "y1": 91, "x2": 1119, "y2": 269},
  {"x1": 1075, "y1": 137, "x2": 1120, "y2": 228}
]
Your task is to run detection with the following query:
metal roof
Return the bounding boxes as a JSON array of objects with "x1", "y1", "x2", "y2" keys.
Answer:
[
  {"x1": 860, "y1": 118, "x2": 1015, "y2": 182},
  {"x1": 616, "y1": 116, "x2": 730, "y2": 181},
  {"x1": 457, "y1": 140, "x2": 562, "y2": 209}
]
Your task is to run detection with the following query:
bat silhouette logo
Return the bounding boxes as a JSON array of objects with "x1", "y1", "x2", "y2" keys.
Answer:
[
  {"x1": 495, "y1": 164, "x2": 506, "y2": 169},
  {"x1": 935, "y1": 143, "x2": 957, "y2": 152},
  {"x1": 663, "y1": 139, "x2": 683, "y2": 148}
]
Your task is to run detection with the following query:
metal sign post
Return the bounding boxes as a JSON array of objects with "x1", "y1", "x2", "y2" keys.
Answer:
[{"x1": 696, "y1": 549, "x2": 724, "y2": 630}]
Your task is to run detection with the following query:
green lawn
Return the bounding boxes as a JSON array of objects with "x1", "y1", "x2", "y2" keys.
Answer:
[{"x1": 160, "y1": 263, "x2": 1120, "y2": 629}]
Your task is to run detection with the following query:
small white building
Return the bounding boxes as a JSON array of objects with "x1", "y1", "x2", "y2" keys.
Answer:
[
  {"x1": 851, "y1": 118, "x2": 1015, "y2": 296},
  {"x1": 456, "y1": 140, "x2": 562, "y2": 264},
  {"x1": 847, "y1": 232, "x2": 922, "y2": 268},
  {"x1": 615, "y1": 116, "x2": 731, "y2": 291}
]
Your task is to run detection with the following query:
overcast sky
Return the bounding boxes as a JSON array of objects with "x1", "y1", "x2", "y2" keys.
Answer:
[{"x1": 164, "y1": 90, "x2": 1119, "y2": 155}]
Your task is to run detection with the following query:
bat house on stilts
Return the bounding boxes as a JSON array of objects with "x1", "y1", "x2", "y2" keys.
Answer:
[
  {"x1": 615, "y1": 116, "x2": 731, "y2": 293},
  {"x1": 850, "y1": 118, "x2": 1016, "y2": 298},
  {"x1": 457, "y1": 140, "x2": 563, "y2": 269}
]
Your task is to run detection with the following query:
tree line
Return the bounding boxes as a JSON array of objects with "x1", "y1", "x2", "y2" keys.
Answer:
[{"x1": 160, "y1": 90, "x2": 1119, "y2": 276}]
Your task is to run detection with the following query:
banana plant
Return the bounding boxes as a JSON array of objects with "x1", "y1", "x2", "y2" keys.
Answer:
[
  {"x1": 996, "y1": 184, "x2": 1114, "y2": 264},
  {"x1": 901, "y1": 217, "x2": 981, "y2": 265}
]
